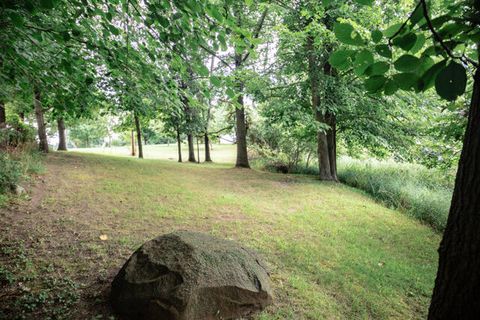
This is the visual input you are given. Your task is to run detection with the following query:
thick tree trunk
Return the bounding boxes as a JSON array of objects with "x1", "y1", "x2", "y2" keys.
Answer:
[
  {"x1": 33, "y1": 88, "x2": 48, "y2": 153},
  {"x1": 187, "y1": 133, "x2": 196, "y2": 162},
  {"x1": 235, "y1": 101, "x2": 250, "y2": 168},
  {"x1": 204, "y1": 133, "x2": 212, "y2": 162},
  {"x1": 234, "y1": 53, "x2": 250, "y2": 168},
  {"x1": 428, "y1": 67, "x2": 480, "y2": 319},
  {"x1": 0, "y1": 101, "x2": 6, "y2": 128},
  {"x1": 134, "y1": 112, "x2": 143, "y2": 159},
  {"x1": 316, "y1": 115, "x2": 333, "y2": 181},
  {"x1": 307, "y1": 35, "x2": 334, "y2": 181},
  {"x1": 176, "y1": 127, "x2": 182, "y2": 163},
  {"x1": 57, "y1": 118, "x2": 67, "y2": 151}
]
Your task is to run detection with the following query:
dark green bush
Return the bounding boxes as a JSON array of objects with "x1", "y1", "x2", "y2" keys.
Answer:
[
  {"x1": 0, "y1": 151, "x2": 22, "y2": 193},
  {"x1": 1, "y1": 113, "x2": 36, "y2": 148}
]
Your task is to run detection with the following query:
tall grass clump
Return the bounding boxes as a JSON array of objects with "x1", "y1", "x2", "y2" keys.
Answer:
[
  {"x1": 1, "y1": 118, "x2": 45, "y2": 206},
  {"x1": 337, "y1": 157, "x2": 453, "y2": 231}
]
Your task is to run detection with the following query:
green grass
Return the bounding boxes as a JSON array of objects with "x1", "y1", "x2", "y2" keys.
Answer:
[
  {"x1": 1, "y1": 150, "x2": 441, "y2": 319},
  {"x1": 73, "y1": 143, "x2": 237, "y2": 163},
  {"x1": 336, "y1": 157, "x2": 453, "y2": 231}
]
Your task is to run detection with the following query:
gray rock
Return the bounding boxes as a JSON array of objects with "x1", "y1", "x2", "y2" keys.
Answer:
[{"x1": 111, "y1": 231, "x2": 273, "y2": 320}]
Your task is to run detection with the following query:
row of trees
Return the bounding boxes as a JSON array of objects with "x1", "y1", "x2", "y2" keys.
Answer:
[{"x1": 2, "y1": 0, "x2": 480, "y2": 318}]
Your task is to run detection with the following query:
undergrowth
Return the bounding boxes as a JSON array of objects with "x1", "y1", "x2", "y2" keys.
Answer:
[{"x1": 0, "y1": 144, "x2": 44, "y2": 206}]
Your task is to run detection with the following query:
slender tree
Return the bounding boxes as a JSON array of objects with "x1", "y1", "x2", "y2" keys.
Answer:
[
  {"x1": 33, "y1": 88, "x2": 48, "y2": 153},
  {"x1": 57, "y1": 117, "x2": 67, "y2": 151}
]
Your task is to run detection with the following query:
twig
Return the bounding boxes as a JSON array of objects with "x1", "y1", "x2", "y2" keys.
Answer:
[
  {"x1": 420, "y1": 0, "x2": 478, "y2": 68},
  {"x1": 388, "y1": 1, "x2": 422, "y2": 44}
]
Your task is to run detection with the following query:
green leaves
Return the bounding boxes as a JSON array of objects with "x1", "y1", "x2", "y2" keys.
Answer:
[
  {"x1": 353, "y1": 50, "x2": 374, "y2": 76},
  {"x1": 9, "y1": 12, "x2": 24, "y2": 27},
  {"x1": 354, "y1": 0, "x2": 374, "y2": 5},
  {"x1": 334, "y1": 23, "x2": 364, "y2": 46},
  {"x1": 365, "y1": 75, "x2": 387, "y2": 93},
  {"x1": 40, "y1": 0, "x2": 55, "y2": 9},
  {"x1": 394, "y1": 55, "x2": 421, "y2": 72},
  {"x1": 393, "y1": 73, "x2": 418, "y2": 90},
  {"x1": 383, "y1": 23, "x2": 403, "y2": 38},
  {"x1": 210, "y1": 76, "x2": 221, "y2": 87},
  {"x1": 392, "y1": 32, "x2": 417, "y2": 51},
  {"x1": 206, "y1": 6, "x2": 223, "y2": 22},
  {"x1": 196, "y1": 64, "x2": 209, "y2": 77},
  {"x1": 375, "y1": 45, "x2": 392, "y2": 59},
  {"x1": 328, "y1": 50, "x2": 355, "y2": 70},
  {"x1": 365, "y1": 61, "x2": 390, "y2": 76},
  {"x1": 434, "y1": 62, "x2": 467, "y2": 101},
  {"x1": 371, "y1": 30, "x2": 383, "y2": 43}
]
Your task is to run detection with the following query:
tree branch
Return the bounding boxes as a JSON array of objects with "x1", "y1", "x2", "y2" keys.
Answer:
[
  {"x1": 420, "y1": 0, "x2": 478, "y2": 68},
  {"x1": 242, "y1": 8, "x2": 269, "y2": 63}
]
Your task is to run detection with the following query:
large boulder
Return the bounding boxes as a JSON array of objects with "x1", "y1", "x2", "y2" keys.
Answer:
[{"x1": 111, "y1": 231, "x2": 273, "y2": 320}]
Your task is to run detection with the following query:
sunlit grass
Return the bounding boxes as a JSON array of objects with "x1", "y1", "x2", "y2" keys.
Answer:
[{"x1": 72, "y1": 143, "x2": 237, "y2": 163}]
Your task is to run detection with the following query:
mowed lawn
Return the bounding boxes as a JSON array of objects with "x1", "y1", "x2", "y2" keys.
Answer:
[
  {"x1": 73, "y1": 143, "x2": 237, "y2": 163},
  {"x1": 0, "y1": 150, "x2": 440, "y2": 319}
]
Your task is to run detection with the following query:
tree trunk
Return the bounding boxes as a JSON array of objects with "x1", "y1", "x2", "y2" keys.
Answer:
[
  {"x1": 187, "y1": 133, "x2": 196, "y2": 162},
  {"x1": 0, "y1": 101, "x2": 6, "y2": 128},
  {"x1": 204, "y1": 133, "x2": 212, "y2": 162},
  {"x1": 427, "y1": 65, "x2": 480, "y2": 319},
  {"x1": 57, "y1": 118, "x2": 67, "y2": 151},
  {"x1": 196, "y1": 136, "x2": 200, "y2": 163},
  {"x1": 234, "y1": 53, "x2": 250, "y2": 168},
  {"x1": 134, "y1": 112, "x2": 143, "y2": 159},
  {"x1": 307, "y1": 35, "x2": 334, "y2": 180},
  {"x1": 316, "y1": 122, "x2": 332, "y2": 180},
  {"x1": 176, "y1": 127, "x2": 182, "y2": 163},
  {"x1": 306, "y1": 150, "x2": 311, "y2": 169},
  {"x1": 131, "y1": 130, "x2": 135, "y2": 156},
  {"x1": 33, "y1": 88, "x2": 48, "y2": 153},
  {"x1": 326, "y1": 112, "x2": 338, "y2": 180}
]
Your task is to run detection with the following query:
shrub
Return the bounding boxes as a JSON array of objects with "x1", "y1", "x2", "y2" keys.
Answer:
[
  {"x1": 1, "y1": 114, "x2": 36, "y2": 148},
  {"x1": 0, "y1": 144, "x2": 44, "y2": 203},
  {"x1": 0, "y1": 151, "x2": 22, "y2": 193}
]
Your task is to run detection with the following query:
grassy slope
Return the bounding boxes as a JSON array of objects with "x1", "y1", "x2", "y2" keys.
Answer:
[{"x1": 1, "y1": 149, "x2": 440, "y2": 319}]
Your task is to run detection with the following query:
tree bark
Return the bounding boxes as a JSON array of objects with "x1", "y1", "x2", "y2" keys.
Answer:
[
  {"x1": 428, "y1": 64, "x2": 480, "y2": 319},
  {"x1": 33, "y1": 88, "x2": 48, "y2": 153},
  {"x1": 57, "y1": 118, "x2": 67, "y2": 151},
  {"x1": 131, "y1": 130, "x2": 135, "y2": 156},
  {"x1": 0, "y1": 101, "x2": 6, "y2": 128},
  {"x1": 196, "y1": 136, "x2": 200, "y2": 163},
  {"x1": 326, "y1": 112, "x2": 338, "y2": 180},
  {"x1": 307, "y1": 35, "x2": 334, "y2": 181},
  {"x1": 134, "y1": 112, "x2": 143, "y2": 159},
  {"x1": 233, "y1": 6, "x2": 251, "y2": 169},
  {"x1": 204, "y1": 133, "x2": 212, "y2": 162},
  {"x1": 187, "y1": 133, "x2": 196, "y2": 162},
  {"x1": 234, "y1": 53, "x2": 250, "y2": 168},
  {"x1": 176, "y1": 127, "x2": 182, "y2": 163}
]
